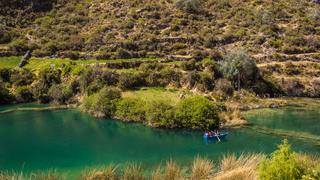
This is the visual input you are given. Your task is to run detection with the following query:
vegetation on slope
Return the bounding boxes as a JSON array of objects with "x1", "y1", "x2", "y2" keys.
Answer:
[{"x1": 0, "y1": 0, "x2": 319, "y2": 60}]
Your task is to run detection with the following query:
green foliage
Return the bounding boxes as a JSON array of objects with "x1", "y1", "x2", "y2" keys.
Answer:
[
  {"x1": 115, "y1": 98, "x2": 146, "y2": 122},
  {"x1": 220, "y1": 48, "x2": 259, "y2": 90},
  {"x1": 174, "y1": 96, "x2": 220, "y2": 129},
  {"x1": 14, "y1": 86, "x2": 33, "y2": 103},
  {"x1": 10, "y1": 69, "x2": 34, "y2": 86},
  {"x1": 175, "y1": 0, "x2": 201, "y2": 13},
  {"x1": 258, "y1": 139, "x2": 303, "y2": 180},
  {"x1": 0, "y1": 81, "x2": 12, "y2": 104},
  {"x1": 81, "y1": 87, "x2": 121, "y2": 118},
  {"x1": 48, "y1": 84, "x2": 73, "y2": 104}
]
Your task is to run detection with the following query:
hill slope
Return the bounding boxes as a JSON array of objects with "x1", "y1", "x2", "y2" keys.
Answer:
[{"x1": 1, "y1": 0, "x2": 319, "y2": 60}]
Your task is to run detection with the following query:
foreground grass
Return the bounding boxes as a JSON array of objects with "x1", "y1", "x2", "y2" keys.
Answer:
[{"x1": 2, "y1": 151, "x2": 318, "y2": 180}]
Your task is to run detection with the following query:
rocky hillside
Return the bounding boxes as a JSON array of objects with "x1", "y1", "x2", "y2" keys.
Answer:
[
  {"x1": 0, "y1": 0, "x2": 319, "y2": 60},
  {"x1": 0, "y1": 0, "x2": 320, "y2": 98}
]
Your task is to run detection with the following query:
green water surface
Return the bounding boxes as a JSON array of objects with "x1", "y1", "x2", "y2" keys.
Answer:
[{"x1": 0, "y1": 104, "x2": 319, "y2": 177}]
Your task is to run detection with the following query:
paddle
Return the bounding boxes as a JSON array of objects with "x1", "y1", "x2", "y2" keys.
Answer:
[{"x1": 215, "y1": 133, "x2": 221, "y2": 142}]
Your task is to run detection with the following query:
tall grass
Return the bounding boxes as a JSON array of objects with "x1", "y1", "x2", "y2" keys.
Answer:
[
  {"x1": 0, "y1": 170, "x2": 63, "y2": 180},
  {"x1": 190, "y1": 156, "x2": 214, "y2": 180},
  {"x1": 163, "y1": 160, "x2": 182, "y2": 180},
  {"x1": 215, "y1": 154, "x2": 264, "y2": 180},
  {"x1": 122, "y1": 163, "x2": 144, "y2": 180},
  {"x1": 81, "y1": 165, "x2": 118, "y2": 180},
  {"x1": 151, "y1": 166, "x2": 163, "y2": 180}
]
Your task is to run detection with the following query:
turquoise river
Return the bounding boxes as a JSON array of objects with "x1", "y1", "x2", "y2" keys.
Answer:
[{"x1": 0, "y1": 103, "x2": 319, "y2": 177}]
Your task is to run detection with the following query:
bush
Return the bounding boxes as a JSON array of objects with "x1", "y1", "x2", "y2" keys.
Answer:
[
  {"x1": 115, "y1": 98, "x2": 146, "y2": 122},
  {"x1": 175, "y1": 0, "x2": 201, "y2": 13},
  {"x1": 14, "y1": 86, "x2": 34, "y2": 103},
  {"x1": 258, "y1": 139, "x2": 303, "y2": 179},
  {"x1": 10, "y1": 69, "x2": 34, "y2": 86},
  {"x1": 8, "y1": 39, "x2": 29, "y2": 54},
  {"x1": 117, "y1": 73, "x2": 145, "y2": 90},
  {"x1": 81, "y1": 87, "x2": 121, "y2": 118},
  {"x1": 145, "y1": 100, "x2": 174, "y2": 127},
  {"x1": 0, "y1": 82, "x2": 13, "y2": 104},
  {"x1": 0, "y1": 68, "x2": 11, "y2": 82},
  {"x1": 174, "y1": 96, "x2": 220, "y2": 129},
  {"x1": 48, "y1": 84, "x2": 73, "y2": 104}
]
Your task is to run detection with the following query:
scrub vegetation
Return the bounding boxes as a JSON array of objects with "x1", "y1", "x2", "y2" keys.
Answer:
[{"x1": 0, "y1": 140, "x2": 319, "y2": 180}]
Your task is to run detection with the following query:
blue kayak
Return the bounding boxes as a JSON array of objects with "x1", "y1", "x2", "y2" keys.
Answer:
[{"x1": 203, "y1": 132, "x2": 229, "y2": 141}]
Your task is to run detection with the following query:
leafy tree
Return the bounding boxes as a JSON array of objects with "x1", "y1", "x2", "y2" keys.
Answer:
[
  {"x1": 220, "y1": 48, "x2": 259, "y2": 92},
  {"x1": 258, "y1": 139, "x2": 303, "y2": 180}
]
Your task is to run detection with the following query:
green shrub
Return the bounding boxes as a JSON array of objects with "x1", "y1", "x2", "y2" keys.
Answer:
[
  {"x1": 10, "y1": 69, "x2": 34, "y2": 86},
  {"x1": 115, "y1": 98, "x2": 146, "y2": 122},
  {"x1": 145, "y1": 100, "x2": 174, "y2": 127},
  {"x1": 8, "y1": 39, "x2": 29, "y2": 54},
  {"x1": 258, "y1": 139, "x2": 303, "y2": 180},
  {"x1": 81, "y1": 87, "x2": 121, "y2": 118},
  {"x1": 14, "y1": 86, "x2": 33, "y2": 103},
  {"x1": 174, "y1": 96, "x2": 220, "y2": 129},
  {"x1": 48, "y1": 83, "x2": 73, "y2": 104},
  {"x1": 0, "y1": 82, "x2": 13, "y2": 104},
  {"x1": 175, "y1": 0, "x2": 201, "y2": 13}
]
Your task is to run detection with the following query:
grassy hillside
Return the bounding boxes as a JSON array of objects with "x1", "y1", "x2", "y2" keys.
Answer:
[{"x1": 1, "y1": 0, "x2": 319, "y2": 60}]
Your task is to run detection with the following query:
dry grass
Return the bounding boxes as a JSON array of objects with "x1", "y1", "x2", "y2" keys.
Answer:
[
  {"x1": 151, "y1": 166, "x2": 163, "y2": 180},
  {"x1": 0, "y1": 171, "x2": 63, "y2": 180},
  {"x1": 164, "y1": 160, "x2": 183, "y2": 180},
  {"x1": 214, "y1": 154, "x2": 265, "y2": 180},
  {"x1": 191, "y1": 156, "x2": 214, "y2": 180},
  {"x1": 219, "y1": 111, "x2": 248, "y2": 128},
  {"x1": 81, "y1": 166, "x2": 118, "y2": 180},
  {"x1": 122, "y1": 163, "x2": 144, "y2": 180}
]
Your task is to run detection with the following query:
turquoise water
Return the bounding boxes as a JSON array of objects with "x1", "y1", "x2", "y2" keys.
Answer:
[
  {"x1": 245, "y1": 107, "x2": 320, "y2": 136},
  {"x1": 0, "y1": 104, "x2": 319, "y2": 177}
]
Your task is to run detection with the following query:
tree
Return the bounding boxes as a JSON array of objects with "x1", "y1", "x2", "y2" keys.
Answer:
[{"x1": 220, "y1": 48, "x2": 259, "y2": 92}]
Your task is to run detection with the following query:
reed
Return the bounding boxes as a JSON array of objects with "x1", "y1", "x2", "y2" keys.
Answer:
[{"x1": 190, "y1": 156, "x2": 214, "y2": 180}]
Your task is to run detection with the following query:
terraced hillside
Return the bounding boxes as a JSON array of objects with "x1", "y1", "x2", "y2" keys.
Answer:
[
  {"x1": 0, "y1": 0, "x2": 320, "y2": 98},
  {"x1": 1, "y1": 0, "x2": 319, "y2": 59}
]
